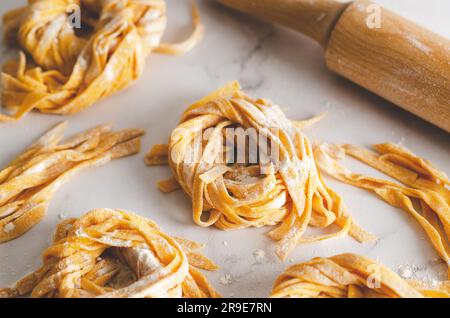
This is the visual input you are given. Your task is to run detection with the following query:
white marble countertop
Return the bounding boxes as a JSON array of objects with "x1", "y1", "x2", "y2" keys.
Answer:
[{"x1": 0, "y1": 0, "x2": 449, "y2": 298}]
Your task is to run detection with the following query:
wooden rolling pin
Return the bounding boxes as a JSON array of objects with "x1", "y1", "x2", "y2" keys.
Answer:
[{"x1": 219, "y1": 0, "x2": 450, "y2": 132}]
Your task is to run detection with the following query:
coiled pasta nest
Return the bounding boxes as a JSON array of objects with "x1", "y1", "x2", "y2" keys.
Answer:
[
  {"x1": 146, "y1": 81, "x2": 375, "y2": 259},
  {"x1": 0, "y1": 208, "x2": 219, "y2": 298},
  {"x1": 270, "y1": 253, "x2": 450, "y2": 298},
  {"x1": 1, "y1": 0, "x2": 203, "y2": 121},
  {"x1": 0, "y1": 121, "x2": 144, "y2": 242}
]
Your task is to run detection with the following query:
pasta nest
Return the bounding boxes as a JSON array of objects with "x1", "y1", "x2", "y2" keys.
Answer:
[
  {"x1": 146, "y1": 81, "x2": 375, "y2": 259},
  {"x1": 0, "y1": 208, "x2": 219, "y2": 298},
  {"x1": 270, "y1": 253, "x2": 450, "y2": 298},
  {"x1": 1, "y1": 0, "x2": 203, "y2": 121},
  {"x1": 0, "y1": 122, "x2": 144, "y2": 243}
]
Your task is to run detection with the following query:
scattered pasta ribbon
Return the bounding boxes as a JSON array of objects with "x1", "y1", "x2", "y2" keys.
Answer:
[
  {"x1": 1, "y1": 0, "x2": 204, "y2": 121},
  {"x1": 146, "y1": 81, "x2": 375, "y2": 260},
  {"x1": 315, "y1": 143, "x2": 450, "y2": 277},
  {"x1": 270, "y1": 253, "x2": 450, "y2": 298},
  {"x1": 0, "y1": 122, "x2": 144, "y2": 243},
  {"x1": 292, "y1": 112, "x2": 328, "y2": 130},
  {"x1": 0, "y1": 208, "x2": 219, "y2": 298}
]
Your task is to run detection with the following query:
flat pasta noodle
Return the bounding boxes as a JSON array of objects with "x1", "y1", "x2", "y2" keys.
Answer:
[
  {"x1": 0, "y1": 208, "x2": 219, "y2": 298},
  {"x1": 270, "y1": 253, "x2": 450, "y2": 298},
  {"x1": 1, "y1": 0, "x2": 204, "y2": 121},
  {"x1": 315, "y1": 143, "x2": 450, "y2": 277},
  {"x1": 0, "y1": 122, "x2": 144, "y2": 242},
  {"x1": 292, "y1": 112, "x2": 328, "y2": 130},
  {"x1": 145, "y1": 81, "x2": 375, "y2": 260}
]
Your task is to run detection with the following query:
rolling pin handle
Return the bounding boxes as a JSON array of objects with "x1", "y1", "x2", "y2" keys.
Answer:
[{"x1": 219, "y1": 0, "x2": 352, "y2": 47}]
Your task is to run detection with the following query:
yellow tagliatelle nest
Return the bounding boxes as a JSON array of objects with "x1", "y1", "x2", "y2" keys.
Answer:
[
  {"x1": 270, "y1": 253, "x2": 450, "y2": 298},
  {"x1": 0, "y1": 208, "x2": 219, "y2": 298},
  {"x1": 315, "y1": 143, "x2": 450, "y2": 277},
  {"x1": 0, "y1": 122, "x2": 144, "y2": 243},
  {"x1": 146, "y1": 81, "x2": 375, "y2": 259},
  {"x1": 1, "y1": 0, "x2": 203, "y2": 121}
]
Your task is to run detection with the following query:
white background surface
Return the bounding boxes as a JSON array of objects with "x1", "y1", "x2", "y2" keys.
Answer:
[{"x1": 0, "y1": 0, "x2": 449, "y2": 298}]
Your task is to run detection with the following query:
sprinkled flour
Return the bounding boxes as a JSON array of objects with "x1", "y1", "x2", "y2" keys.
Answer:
[
  {"x1": 219, "y1": 274, "x2": 233, "y2": 285},
  {"x1": 253, "y1": 249, "x2": 266, "y2": 264},
  {"x1": 398, "y1": 265, "x2": 413, "y2": 279}
]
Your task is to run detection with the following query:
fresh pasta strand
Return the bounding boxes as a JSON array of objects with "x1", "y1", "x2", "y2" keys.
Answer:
[
  {"x1": 1, "y1": 0, "x2": 204, "y2": 121},
  {"x1": 146, "y1": 81, "x2": 375, "y2": 260},
  {"x1": 293, "y1": 112, "x2": 328, "y2": 130},
  {"x1": 0, "y1": 208, "x2": 219, "y2": 298},
  {"x1": 315, "y1": 143, "x2": 450, "y2": 277},
  {"x1": 0, "y1": 122, "x2": 144, "y2": 242},
  {"x1": 270, "y1": 253, "x2": 450, "y2": 298}
]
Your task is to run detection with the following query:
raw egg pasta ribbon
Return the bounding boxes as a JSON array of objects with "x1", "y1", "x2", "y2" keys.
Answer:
[
  {"x1": 315, "y1": 143, "x2": 450, "y2": 277},
  {"x1": 0, "y1": 122, "x2": 144, "y2": 243},
  {"x1": 270, "y1": 253, "x2": 450, "y2": 298},
  {"x1": 1, "y1": 0, "x2": 204, "y2": 121},
  {"x1": 0, "y1": 208, "x2": 219, "y2": 298},
  {"x1": 146, "y1": 81, "x2": 375, "y2": 260}
]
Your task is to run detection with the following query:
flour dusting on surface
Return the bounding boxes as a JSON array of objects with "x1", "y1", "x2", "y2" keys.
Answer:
[
  {"x1": 219, "y1": 273, "x2": 233, "y2": 285},
  {"x1": 253, "y1": 249, "x2": 266, "y2": 264},
  {"x1": 398, "y1": 265, "x2": 413, "y2": 279}
]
